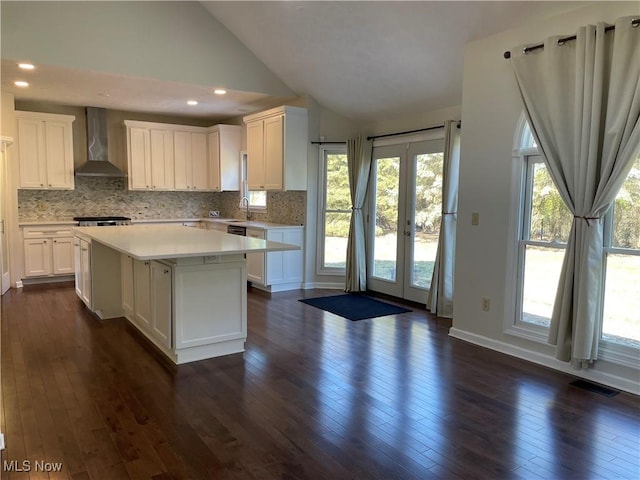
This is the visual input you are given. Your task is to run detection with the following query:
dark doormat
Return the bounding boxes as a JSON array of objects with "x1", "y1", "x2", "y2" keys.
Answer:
[
  {"x1": 299, "y1": 293, "x2": 411, "y2": 321},
  {"x1": 570, "y1": 379, "x2": 619, "y2": 397}
]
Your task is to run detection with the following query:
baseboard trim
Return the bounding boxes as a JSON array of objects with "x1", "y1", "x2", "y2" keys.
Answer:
[
  {"x1": 302, "y1": 282, "x2": 344, "y2": 290},
  {"x1": 449, "y1": 327, "x2": 640, "y2": 396}
]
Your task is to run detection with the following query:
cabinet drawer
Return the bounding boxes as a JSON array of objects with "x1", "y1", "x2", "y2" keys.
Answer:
[{"x1": 23, "y1": 226, "x2": 75, "y2": 238}]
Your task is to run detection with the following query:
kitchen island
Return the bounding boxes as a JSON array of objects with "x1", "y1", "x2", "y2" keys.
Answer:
[{"x1": 73, "y1": 225, "x2": 298, "y2": 364}]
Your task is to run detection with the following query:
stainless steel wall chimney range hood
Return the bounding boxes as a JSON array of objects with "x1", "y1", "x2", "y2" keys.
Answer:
[{"x1": 75, "y1": 107, "x2": 127, "y2": 177}]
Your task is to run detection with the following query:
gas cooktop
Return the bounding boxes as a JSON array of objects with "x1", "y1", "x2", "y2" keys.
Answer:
[{"x1": 74, "y1": 216, "x2": 131, "y2": 226}]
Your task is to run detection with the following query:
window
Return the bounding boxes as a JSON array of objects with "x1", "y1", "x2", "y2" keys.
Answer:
[
  {"x1": 602, "y1": 154, "x2": 640, "y2": 348},
  {"x1": 512, "y1": 119, "x2": 640, "y2": 357},
  {"x1": 318, "y1": 146, "x2": 349, "y2": 273},
  {"x1": 239, "y1": 152, "x2": 266, "y2": 209},
  {"x1": 516, "y1": 155, "x2": 572, "y2": 330}
]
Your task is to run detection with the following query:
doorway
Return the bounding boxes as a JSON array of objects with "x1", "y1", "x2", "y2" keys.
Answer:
[
  {"x1": 0, "y1": 141, "x2": 10, "y2": 295},
  {"x1": 367, "y1": 137, "x2": 444, "y2": 303}
]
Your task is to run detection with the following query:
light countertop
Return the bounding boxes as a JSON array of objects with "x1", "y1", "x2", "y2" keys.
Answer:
[{"x1": 74, "y1": 225, "x2": 299, "y2": 261}]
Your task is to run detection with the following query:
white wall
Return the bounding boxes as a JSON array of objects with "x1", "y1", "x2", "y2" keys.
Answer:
[
  {"x1": 1, "y1": 1, "x2": 292, "y2": 98},
  {"x1": 304, "y1": 97, "x2": 360, "y2": 289},
  {"x1": 453, "y1": 2, "x2": 640, "y2": 393}
]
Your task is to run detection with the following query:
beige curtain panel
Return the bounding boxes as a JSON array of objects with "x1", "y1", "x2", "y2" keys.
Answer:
[
  {"x1": 345, "y1": 136, "x2": 372, "y2": 292},
  {"x1": 426, "y1": 120, "x2": 460, "y2": 318},
  {"x1": 509, "y1": 16, "x2": 640, "y2": 368}
]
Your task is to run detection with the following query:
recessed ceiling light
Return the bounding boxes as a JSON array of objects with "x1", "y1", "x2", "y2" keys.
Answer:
[
  {"x1": 214, "y1": 89, "x2": 226, "y2": 95},
  {"x1": 187, "y1": 100, "x2": 198, "y2": 106},
  {"x1": 14, "y1": 80, "x2": 29, "y2": 87},
  {"x1": 18, "y1": 63, "x2": 35, "y2": 70}
]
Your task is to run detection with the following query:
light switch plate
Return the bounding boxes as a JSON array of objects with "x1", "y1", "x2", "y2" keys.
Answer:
[{"x1": 471, "y1": 212, "x2": 479, "y2": 226}]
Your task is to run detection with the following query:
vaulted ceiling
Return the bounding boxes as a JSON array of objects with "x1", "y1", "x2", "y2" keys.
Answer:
[{"x1": 2, "y1": 1, "x2": 591, "y2": 123}]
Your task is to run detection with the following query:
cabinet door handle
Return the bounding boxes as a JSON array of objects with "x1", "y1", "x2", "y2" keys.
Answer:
[
  {"x1": 144, "y1": 261, "x2": 149, "y2": 266},
  {"x1": 43, "y1": 240, "x2": 47, "y2": 244},
  {"x1": 163, "y1": 269, "x2": 170, "y2": 274},
  {"x1": 81, "y1": 247, "x2": 88, "y2": 251},
  {"x1": 53, "y1": 240, "x2": 57, "y2": 243}
]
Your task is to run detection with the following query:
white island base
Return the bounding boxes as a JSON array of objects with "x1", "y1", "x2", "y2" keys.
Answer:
[
  {"x1": 73, "y1": 225, "x2": 297, "y2": 365},
  {"x1": 119, "y1": 253, "x2": 247, "y2": 365},
  {"x1": 121, "y1": 254, "x2": 247, "y2": 365}
]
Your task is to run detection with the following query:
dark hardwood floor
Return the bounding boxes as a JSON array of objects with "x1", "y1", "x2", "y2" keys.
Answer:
[{"x1": 1, "y1": 285, "x2": 639, "y2": 479}]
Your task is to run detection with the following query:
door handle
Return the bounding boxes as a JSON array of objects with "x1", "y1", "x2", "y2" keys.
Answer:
[{"x1": 404, "y1": 231, "x2": 411, "y2": 237}]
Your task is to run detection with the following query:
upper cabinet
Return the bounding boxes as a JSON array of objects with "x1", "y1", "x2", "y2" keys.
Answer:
[
  {"x1": 208, "y1": 124, "x2": 241, "y2": 192},
  {"x1": 16, "y1": 111, "x2": 75, "y2": 190},
  {"x1": 174, "y1": 130, "x2": 208, "y2": 191},
  {"x1": 125, "y1": 120, "x2": 240, "y2": 192},
  {"x1": 243, "y1": 106, "x2": 308, "y2": 191}
]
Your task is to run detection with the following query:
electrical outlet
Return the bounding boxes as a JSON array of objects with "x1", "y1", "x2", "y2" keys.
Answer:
[
  {"x1": 209, "y1": 210, "x2": 220, "y2": 217},
  {"x1": 37, "y1": 200, "x2": 46, "y2": 211},
  {"x1": 481, "y1": 297, "x2": 490, "y2": 312}
]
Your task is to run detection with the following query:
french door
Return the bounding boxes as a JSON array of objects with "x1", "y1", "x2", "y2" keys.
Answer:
[{"x1": 367, "y1": 138, "x2": 444, "y2": 303}]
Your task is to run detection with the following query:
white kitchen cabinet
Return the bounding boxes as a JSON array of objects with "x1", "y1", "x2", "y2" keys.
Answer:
[
  {"x1": 150, "y1": 261, "x2": 172, "y2": 349},
  {"x1": 74, "y1": 237, "x2": 92, "y2": 307},
  {"x1": 246, "y1": 228, "x2": 266, "y2": 284},
  {"x1": 52, "y1": 237, "x2": 75, "y2": 275},
  {"x1": 121, "y1": 255, "x2": 135, "y2": 319},
  {"x1": 120, "y1": 253, "x2": 246, "y2": 362},
  {"x1": 243, "y1": 106, "x2": 308, "y2": 191},
  {"x1": 245, "y1": 226, "x2": 304, "y2": 292},
  {"x1": 133, "y1": 259, "x2": 152, "y2": 331},
  {"x1": 123, "y1": 257, "x2": 173, "y2": 351},
  {"x1": 265, "y1": 228, "x2": 304, "y2": 287},
  {"x1": 174, "y1": 130, "x2": 209, "y2": 191},
  {"x1": 125, "y1": 122, "x2": 175, "y2": 191},
  {"x1": 125, "y1": 120, "x2": 240, "y2": 192},
  {"x1": 24, "y1": 239, "x2": 51, "y2": 277},
  {"x1": 150, "y1": 129, "x2": 175, "y2": 190},
  {"x1": 23, "y1": 225, "x2": 75, "y2": 278},
  {"x1": 208, "y1": 124, "x2": 241, "y2": 191},
  {"x1": 16, "y1": 111, "x2": 75, "y2": 190}
]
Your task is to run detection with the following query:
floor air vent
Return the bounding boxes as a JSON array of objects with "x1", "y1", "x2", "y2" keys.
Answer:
[{"x1": 570, "y1": 379, "x2": 619, "y2": 397}]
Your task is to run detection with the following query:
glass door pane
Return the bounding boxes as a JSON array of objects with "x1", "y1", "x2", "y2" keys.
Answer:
[
  {"x1": 410, "y1": 151, "x2": 443, "y2": 290},
  {"x1": 323, "y1": 151, "x2": 350, "y2": 270},
  {"x1": 372, "y1": 155, "x2": 401, "y2": 282},
  {"x1": 401, "y1": 140, "x2": 444, "y2": 304}
]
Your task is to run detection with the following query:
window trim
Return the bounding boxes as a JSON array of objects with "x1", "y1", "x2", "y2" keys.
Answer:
[
  {"x1": 316, "y1": 145, "x2": 349, "y2": 276},
  {"x1": 240, "y1": 151, "x2": 267, "y2": 211}
]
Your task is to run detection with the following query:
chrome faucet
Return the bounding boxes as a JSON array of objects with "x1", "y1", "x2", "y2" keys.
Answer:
[{"x1": 240, "y1": 196, "x2": 252, "y2": 220}]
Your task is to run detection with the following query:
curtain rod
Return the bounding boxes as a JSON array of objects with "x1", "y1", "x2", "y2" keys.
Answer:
[
  {"x1": 310, "y1": 141, "x2": 346, "y2": 145},
  {"x1": 503, "y1": 17, "x2": 639, "y2": 59},
  {"x1": 367, "y1": 121, "x2": 460, "y2": 142}
]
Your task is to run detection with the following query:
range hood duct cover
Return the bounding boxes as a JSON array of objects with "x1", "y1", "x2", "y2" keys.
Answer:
[{"x1": 75, "y1": 107, "x2": 127, "y2": 177}]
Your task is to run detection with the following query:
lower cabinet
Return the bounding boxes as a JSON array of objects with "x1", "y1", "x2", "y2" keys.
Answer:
[
  {"x1": 150, "y1": 261, "x2": 172, "y2": 349},
  {"x1": 246, "y1": 229, "x2": 266, "y2": 284},
  {"x1": 246, "y1": 226, "x2": 304, "y2": 292},
  {"x1": 23, "y1": 225, "x2": 75, "y2": 278},
  {"x1": 74, "y1": 237, "x2": 92, "y2": 307},
  {"x1": 123, "y1": 256, "x2": 173, "y2": 350},
  {"x1": 121, "y1": 254, "x2": 247, "y2": 364}
]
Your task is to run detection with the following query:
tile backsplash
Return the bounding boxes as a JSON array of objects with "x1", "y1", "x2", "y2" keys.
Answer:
[
  {"x1": 18, "y1": 177, "x2": 306, "y2": 225},
  {"x1": 217, "y1": 191, "x2": 306, "y2": 225}
]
